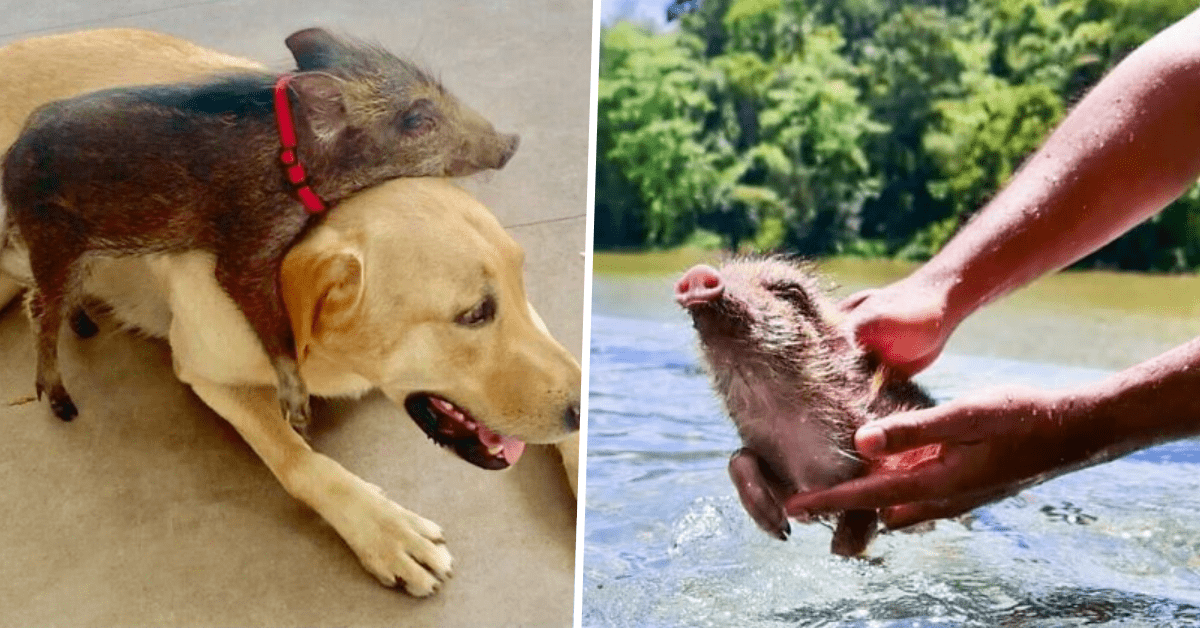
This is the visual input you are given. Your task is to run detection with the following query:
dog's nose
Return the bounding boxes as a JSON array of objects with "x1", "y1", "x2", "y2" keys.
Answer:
[{"x1": 564, "y1": 403, "x2": 580, "y2": 431}]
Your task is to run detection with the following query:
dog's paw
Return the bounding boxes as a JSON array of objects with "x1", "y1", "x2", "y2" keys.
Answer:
[{"x1": 341, "y1": 485, "x2": 453, "y2": 597}]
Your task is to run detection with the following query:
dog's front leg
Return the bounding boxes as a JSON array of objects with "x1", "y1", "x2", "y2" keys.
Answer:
[
  {"x1": 526, "y1": 302, "x2": 581, "y2": 497},
  {"x1": 0, "y1": 274, "x2": 20, "y2": 312},
  {"x1": 556, "y1": 434, "x2": 579, "y2": 497},
  {"x1": 185, "y1": 378, "x2": 453, "y2": 596}
]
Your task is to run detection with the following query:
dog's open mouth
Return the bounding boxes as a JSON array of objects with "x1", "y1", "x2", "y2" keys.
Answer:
[{"x1": 404, "y1": 394, "x2": 526, "y2": 470}]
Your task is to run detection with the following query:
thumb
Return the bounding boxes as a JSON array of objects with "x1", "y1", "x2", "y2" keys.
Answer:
[{"x1": 855, "y1": 406, "x2": 955, "y2": 458}]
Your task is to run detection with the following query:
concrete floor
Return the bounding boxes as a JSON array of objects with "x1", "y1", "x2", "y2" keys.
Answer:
[{"x1": 0, "y1": 1, "x2": 590, "y2": 626}]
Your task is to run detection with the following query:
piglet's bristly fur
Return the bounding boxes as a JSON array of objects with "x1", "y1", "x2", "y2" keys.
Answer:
[{"x1": 3, "y1": 27, "x2": 519, "y2": 427}]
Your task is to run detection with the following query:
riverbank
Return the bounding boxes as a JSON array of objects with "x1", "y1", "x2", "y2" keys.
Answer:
[
  {"x1": 595, "y1": 249, "x2": 1200, "y2": 317},
  {"x1": 592, "y1": 250, "x2": 1200, "y2": 370}
]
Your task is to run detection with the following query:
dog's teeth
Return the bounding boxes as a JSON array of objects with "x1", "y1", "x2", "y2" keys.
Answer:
[
  {"x1": 431, "y1": 397, "x2": 474, "y2": 423},
  {"x1": 487, "y1": 444, "x2": 503, "y2": 456}
]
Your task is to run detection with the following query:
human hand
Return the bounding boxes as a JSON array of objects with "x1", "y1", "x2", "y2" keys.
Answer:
[
  {"x1": 784, "y1": 386, "x2": 1108, "y2": 530},
  {"x1": 839, "y1": 279, "x2": 955, "y2": 377}
]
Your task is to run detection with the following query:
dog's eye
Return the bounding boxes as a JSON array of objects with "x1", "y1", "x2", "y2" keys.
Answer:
[{"x1": 456, "y1": 295, "x2": 496, "y2": 327}]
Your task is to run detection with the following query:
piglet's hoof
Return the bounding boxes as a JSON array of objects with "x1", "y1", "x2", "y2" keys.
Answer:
[
  {"x1": 37, "y1": 382, "x2": 78, "y2": 422},
  {"x1": 831, "y1": 509, "x2": 879, "y2": 557},
  {"x1": 728, "y1": 448, "x2": 790, "y2": 540},
  {"x1": 51, "y1": 396, "x2": 79, "y2": 421},
  {"x1": 281, "y1": 397, "x2": 312, "y2": 440}
]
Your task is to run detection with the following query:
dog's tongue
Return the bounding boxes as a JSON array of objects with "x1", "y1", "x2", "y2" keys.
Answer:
[
  {"x1": 427, "y1": 396, "x2": 525, "y2": 465},
  {"x1": 477, "y1": 423, "x2": 526, "y2": 465}
]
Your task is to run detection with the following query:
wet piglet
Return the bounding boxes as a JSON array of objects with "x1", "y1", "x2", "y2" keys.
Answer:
[
  {"x1": 675, "y1": 257, "x2": 940, "y2": 556},
  {"x1": 3, "y1": 27, "x2": 518, "y2": 430}
]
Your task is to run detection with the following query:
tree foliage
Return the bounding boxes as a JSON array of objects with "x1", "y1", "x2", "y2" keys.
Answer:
[{"x1": 597, "y1": 0, "x2": 1200, "y2": 271}]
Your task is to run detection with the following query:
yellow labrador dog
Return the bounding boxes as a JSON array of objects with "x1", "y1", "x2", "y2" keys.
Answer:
[{"x1": 0, "y1": 30, "x2": 580, "y2": 597}]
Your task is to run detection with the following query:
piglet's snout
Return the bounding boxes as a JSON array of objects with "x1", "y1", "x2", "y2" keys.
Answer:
[
  {"x1": 675, "y1": 264, "x2": 724, "y2": 308},
  {"x1": 497, "y1": 133, "x2": 520, "y2": 168}
]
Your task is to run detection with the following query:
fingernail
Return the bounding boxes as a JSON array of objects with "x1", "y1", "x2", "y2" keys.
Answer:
[{"x1": 856, "y1": 425, "x2": 886, "y2": 457}]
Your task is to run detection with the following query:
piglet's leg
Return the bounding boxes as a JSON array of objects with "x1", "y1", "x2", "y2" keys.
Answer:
[
  {"x1": 831, "y1": 509, "x2": 878, "y2": 557},
  {"x1": 25, "y1": 238, "x2": 84, "y2": 421},
  {"x1": 213, "y1": 212, "x2": 311, "y2": 434},
  {"x1": 729, "y1": 448, "x2": 790, "y2": 540},
  {"x1": 27, "y1": 286, "x2": 75, "y2": 420}
]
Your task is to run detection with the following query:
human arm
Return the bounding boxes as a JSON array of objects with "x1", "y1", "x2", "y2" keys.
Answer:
[
  {"x1": 844, "y1": 8, "x2": 1200, "y2": 376},
  {"x1": 785, "y1": 335, "x2": 1200, "y2": 529}
]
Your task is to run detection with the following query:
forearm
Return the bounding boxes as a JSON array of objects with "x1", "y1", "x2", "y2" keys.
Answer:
[
  {"x1": 915, "y1": 9, "x2": 1200, "y2": 326},
  {"x1": 1060, "y1": 336, "x2": 1200, "y2": 464}
]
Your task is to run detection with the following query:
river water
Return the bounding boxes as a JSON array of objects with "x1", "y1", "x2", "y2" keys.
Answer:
[{"x1": 582, "y1": 257, "x2": 1200, "y2": 627}]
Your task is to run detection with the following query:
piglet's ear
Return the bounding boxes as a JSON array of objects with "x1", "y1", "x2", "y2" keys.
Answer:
[
  {"x1": 289, "y1": 72, "x2": 347, "y2": 142},
  {"x1": 285, "y1": 27, "x2": 347, "y2": 71}
]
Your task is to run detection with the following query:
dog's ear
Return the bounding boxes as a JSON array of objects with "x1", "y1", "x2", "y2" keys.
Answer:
[
  {"x1": 289, "y1": 73, "x2": 347, "y2": 143},
  {"x1": 281, "y1": 245, "x2": 364, "y2": 362},
  {"x1": 285, "y1": 27, "x2": 349, "y2": 71}
]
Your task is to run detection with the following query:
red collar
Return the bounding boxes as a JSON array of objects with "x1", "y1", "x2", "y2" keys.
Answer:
[{"x1": 273, "y1": 74, "x2": 328, "y2": 214}]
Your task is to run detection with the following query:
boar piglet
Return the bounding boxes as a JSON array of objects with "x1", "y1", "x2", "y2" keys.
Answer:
[
  {"x1": 675, "y1": 256, "x2": 938, "y2": 556},
  {"x1": 2, "y1": 27, "x2": 518, "y2": 429}
]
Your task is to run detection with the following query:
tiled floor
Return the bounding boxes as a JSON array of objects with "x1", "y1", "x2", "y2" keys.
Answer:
[{"x1": 0, "y1": 2, "x2": 589, "y2": 626}]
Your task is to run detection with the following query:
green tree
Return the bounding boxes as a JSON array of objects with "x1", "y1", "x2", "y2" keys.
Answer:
[
  {"x1": 855, "y1": 5, "x2": 968, "y2": 251},
  {"x1": 596, "y1": 0, "x2": 1200, "y2": 272},
  {"x1": 690, "y1": 0, "x2": 885, "y2": 252},
  {"x1": 596, "y1": 23, "x2": 732, "y2": 246},
  {"x1": 737, "y1": 22, "x2": 885, "y2": 253}
]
